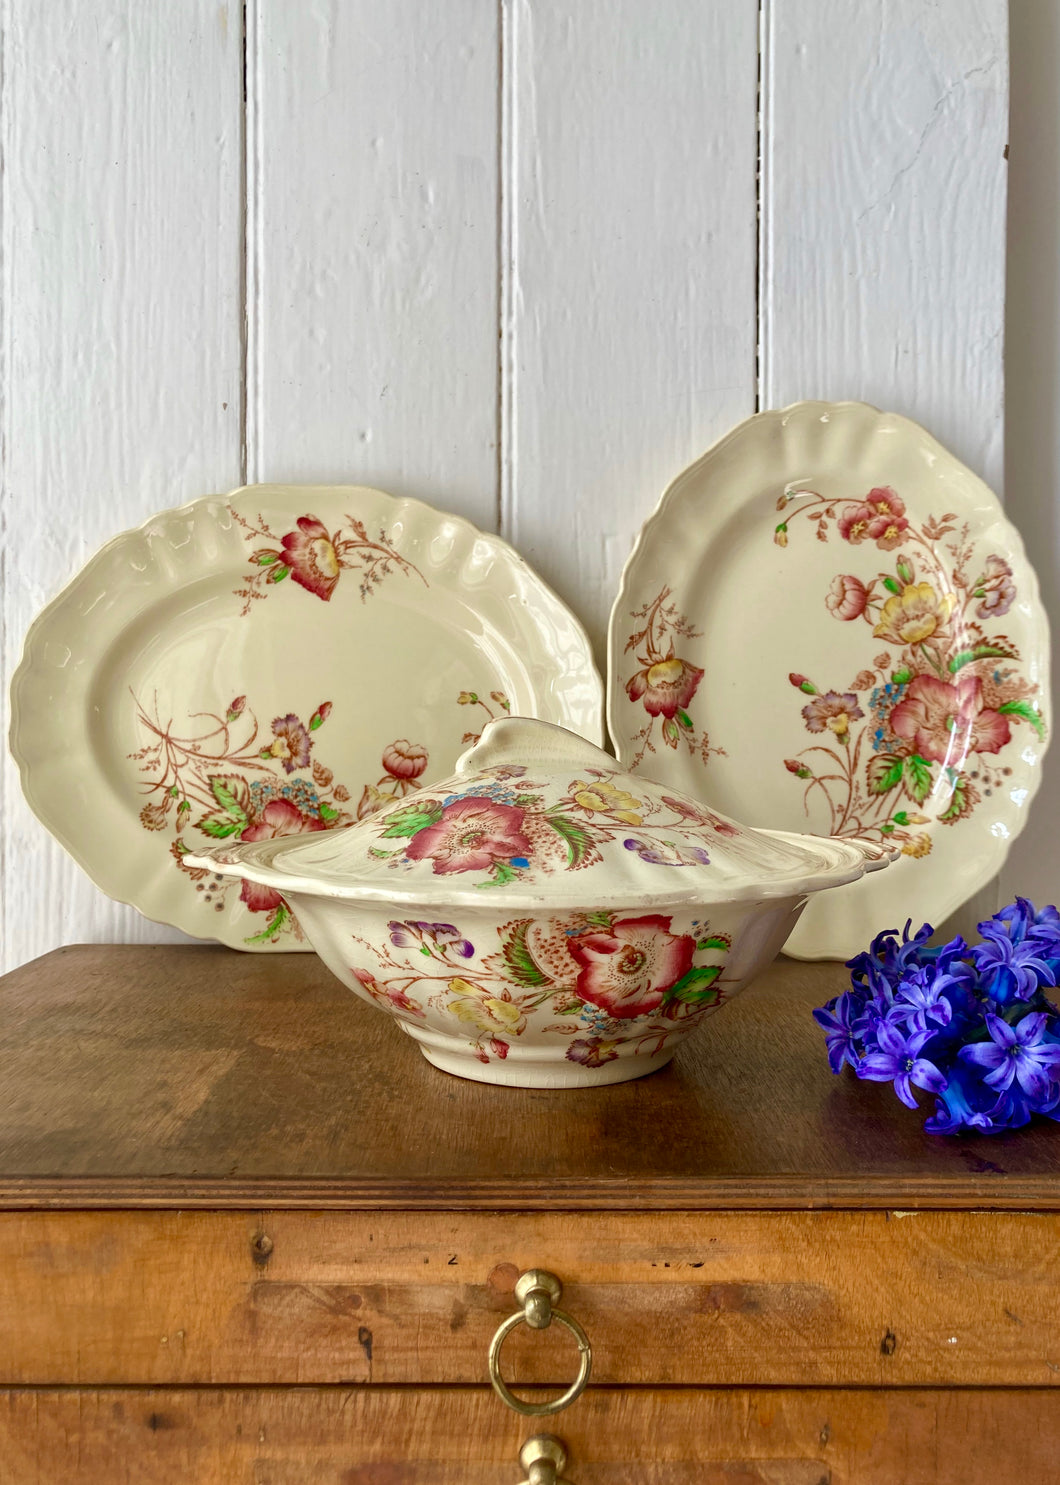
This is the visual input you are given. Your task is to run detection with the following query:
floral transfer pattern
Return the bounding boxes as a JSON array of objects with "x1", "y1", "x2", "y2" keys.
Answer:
[
  {"x1": 622, "y1": 586, "x2": 724, "y2": 769},
  {"x1": 364, "y1": 763, "x2": 741, "y2": 890},
  {"x1": 129, "y1": 687, "x2": 508, "y2": 943},
  {"x1": 230, "y1": 508, "x2": 426, "y2": 614},
  {"x1": 775, "y1": 487, "x2": 1046, "y2": 858},
  {"x1": 351, "y1": 910, "x2": 731, "y2": 1067}
]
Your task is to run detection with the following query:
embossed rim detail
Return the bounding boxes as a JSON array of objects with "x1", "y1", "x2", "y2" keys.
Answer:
[
  {"x1": 607, "y1": 402, "x2": 1052, "y2": 960},
  {"x1": 9, "y1": 485, "x2": 604, "y2": 950}
]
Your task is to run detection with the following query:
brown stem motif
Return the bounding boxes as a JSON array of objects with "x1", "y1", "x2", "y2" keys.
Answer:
[{"x1": 622, "y1": 586, "x2": 723, "y2": 770}]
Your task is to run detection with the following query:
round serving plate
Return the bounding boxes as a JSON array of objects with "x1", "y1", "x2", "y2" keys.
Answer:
[
  {"x1": 608, "y1": 402, "x2": 1050, "y2": 959},
  {"x1": 10, "y1": 485, "x2": 604, "y2": 950}
]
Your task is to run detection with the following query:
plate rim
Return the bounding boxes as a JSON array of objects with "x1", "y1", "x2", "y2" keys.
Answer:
[
  {"x1": 9, "y1": 482, "x2": 605, "y2": 949},
  {"x1": 606, "y1": 400, "x2": 1052, "y2": 959}
]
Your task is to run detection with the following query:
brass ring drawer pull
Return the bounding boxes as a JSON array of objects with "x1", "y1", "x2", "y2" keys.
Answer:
[
  {"x1": 488, "y1": 1269, "x2": 592, "y2": 1417},
  {"x1": 517, "y1": 1434, "x2": 575, "y2": 1484}
]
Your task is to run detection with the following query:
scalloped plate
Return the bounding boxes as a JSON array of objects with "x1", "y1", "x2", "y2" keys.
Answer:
[
  {"x1": 10, "y1": 485, "x2": 604, "y2": 950},
  {"x1": 608, "y1": 403, "x2": 1051, "y2": 960}
]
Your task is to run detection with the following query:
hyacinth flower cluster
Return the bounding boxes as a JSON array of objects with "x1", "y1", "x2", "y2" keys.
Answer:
[{"x1": 814, "y1": 900, "x2": 1060, "y2": 1134}]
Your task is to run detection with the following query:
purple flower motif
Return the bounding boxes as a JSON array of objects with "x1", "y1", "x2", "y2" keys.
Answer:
[
  {"x1": 812, "y1": 992, "x2": 860, "y2": 1073},
  {"x1": 623, "y1": 838, "x2": 711, "y2": 866},
  {"x1": 891, "y1": 966, "x2": 953, "y2": 1033},
  {"x1": 924, "y1": 1066, "x2": 997, "y2": 1135},
  {"x1": 856, "y1": 1020, "x2": 948, "y2": 1109},
  {"x1": 387, "y1": 919, "x2": 474, "y2": 958},
  {"x1": 972, "y1": 924, "x2": 1057, "y2": 1003},
  {"x1": 960, "y1": 1012, "x2": 1060, "y2": 1100}
]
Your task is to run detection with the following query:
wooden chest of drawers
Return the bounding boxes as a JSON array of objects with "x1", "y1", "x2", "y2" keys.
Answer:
[{"x1": 2, "y1": 945, "x2": 1059, "y2": 1481}]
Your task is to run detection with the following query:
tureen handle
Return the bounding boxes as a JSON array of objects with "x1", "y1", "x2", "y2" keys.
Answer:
[
  {"x1": 837, "y1": 835, "x2": 900, "y2": 872},
  {"x1": 456, "y1": 717, "x2": 618, "y2": 775}
]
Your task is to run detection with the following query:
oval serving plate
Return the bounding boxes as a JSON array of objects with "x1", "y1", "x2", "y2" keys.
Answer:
[
  {"x1": 608, "y1": 402, "x2": 1050, "y2": 960},
  {"x1": 10, "y1": 485, "x2": 604, "y2": 951}
]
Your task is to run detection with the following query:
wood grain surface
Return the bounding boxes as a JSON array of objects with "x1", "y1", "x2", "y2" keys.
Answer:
[
  {"x1": 1, "y1": 1386, "x2": 1054, "y2": 1483},
  {"x1": 1, "y1": 945, "x2": 1057, "y2": 1210},
  {"x1": 3, "y1": 1207, "x2": 1060, "y2": 1387}
]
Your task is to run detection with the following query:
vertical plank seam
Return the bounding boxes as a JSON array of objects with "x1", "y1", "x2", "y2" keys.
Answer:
[
  {"x1": 241, "y1": 0, "x2": 263, "y2": 486},
  {"x1": 497, "y1": 0, "x2": 516, "y2": 539},
  {"x1": 0, "y1": 0, "x2": 10, "y2": 957},
  {"x1": 756, "y1": 0, "x2": 773, "y2": 413}
]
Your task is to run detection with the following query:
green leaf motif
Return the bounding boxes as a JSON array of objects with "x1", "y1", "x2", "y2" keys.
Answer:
[
  {"x1": 696, "y1": 935, "x2": 730, "y2": 953},
  {"x1": 318, "y1": 801, "x2": 340, "y2": 822},
  {"x1": 244, "y1": 903, "x2": 291, "y2": 945},
  {"x1": 664, "y1": 965, "x2": 722, "y2": 1006},
  {"x1": 256, "y1": 552, "x2": 279, "y2": 566},
  {"x1": 380, "y1": 802, "x2": 443, "y2": 838},
  {"x1": 867, "y1": 753, "x2": 904, "y2": 795},
  {"x1": 892, "y1": 668, "x2": 913, "y2": 686},
  {"x1": 499, "y1": 919, "x2": 553, "y2": 989},
  {"x1": 584, "y1": 910, "x2": 613, "y2": 929},
  {"x1": 948, "y1": 642, "x2": 1018, "y2": 673},
  {"x1": 883, "y1": 577, "x2": 901, "y2": 595},
  {"x1": 676, "y1": 708, "x2": 693, "y2": 730},
  {"x1": 998, "y1": 699, "x2": 1047, "y2": 740},
  {"x1": 478, "y1": 860, "x2": 520, "y2": 889},
  {"x1": 198, "y1": 814, "x2": 243, "y2": 840},
  {"x1": 938, "y1": 773, "x2": 971, "y2": 824},
  {"x1": 904, "y1": 753, "x2": 933, "y2": 804},
  {"x1": 209, "y1": 774, "x2": 249, "y2": 824},
  {"x1": 546, "y1": 812, "x2": 596, "y2": 869}
]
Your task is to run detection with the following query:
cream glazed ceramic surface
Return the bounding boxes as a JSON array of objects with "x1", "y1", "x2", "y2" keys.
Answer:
[
  {"x1": 608, "y1": 402, "x2": 1051, "y2": 961},
  {"x1": 9, "y1": 486, "x2": 603, "y2": 951},
  {"x1": 185, "y1": 718, "x2": 893, "y2": 1087}
]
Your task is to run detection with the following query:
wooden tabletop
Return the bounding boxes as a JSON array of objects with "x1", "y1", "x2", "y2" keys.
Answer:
[{"x1": 1, "y1": 944, "x2": 1058, "y2": 1211}]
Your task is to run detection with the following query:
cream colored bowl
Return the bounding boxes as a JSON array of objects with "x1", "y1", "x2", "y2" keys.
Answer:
[{"x1": 186, "y1": 719, "x2": 893, "y2": 1087}]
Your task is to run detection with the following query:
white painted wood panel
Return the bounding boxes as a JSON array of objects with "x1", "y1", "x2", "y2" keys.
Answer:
[
  {"x1": 0, "y1": 3, "x2": 244, "y2": 971},
  {"x1": 249, "y1": 0, "x2": 500, "y2": 526},
  {"x1": 1002, "y1": 3, "x2": 1060, "y2": 911},
  {"x1": 760, "y1": 0, "x2": 1008, "y2": 491},
  {"x1": 760, "y1": 0, "x2": 1009, "y2": 934},
  {"x1": 502, "y1": 0, "x2": 760, "y2": 655},
  {"x1": 2, "y1": 1, "x2": 1025, "y2": 969}
]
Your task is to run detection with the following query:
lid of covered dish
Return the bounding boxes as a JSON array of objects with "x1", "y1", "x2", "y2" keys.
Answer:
[{"x1": 187, "y1": 717, "x2": 892, "y2": 908}]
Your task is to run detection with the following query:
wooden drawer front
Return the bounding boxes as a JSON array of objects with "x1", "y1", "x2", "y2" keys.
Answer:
[
  {"x1": 2, "y1": 1387, "x2": 1057, "y2": 1483},
  {"x1": 4, "y1": 1209, "x2": 1060, "y2": 1386}
]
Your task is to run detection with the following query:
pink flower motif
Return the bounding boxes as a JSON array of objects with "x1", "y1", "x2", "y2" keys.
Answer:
[
  {"x1": 625, "y1": 656, "x2": 704, "y2": 719},
  {"x1": 351, "y1": 967, "x2": 425, "y2": 1018},
  {"x1": 826, "y1": 573, "x2": 868, "y2": 621},
  {"x1": 281, "y1": 515, "x2": 342, "y2": 600},
  {"x1": 838, "y1": 502, "x2": 876, "y2": 544},
  {"x1": 405, "y1": 796, "x2": 533, "y2": 876},
  {"x1": 801, "y1": 691, "x2": 864, "y2": 738},
  {"x1": 839, "y1": 489, "x2": 908, "y2": 550},
  {"x1": 265, "y1": 713, "x2": 312, "y2": 774},
  {"x1": 975, "y1": 555, "x2": 1017, "y2": 619},
  {"x1": 239, "y1": 798, "x2": 326, "y2": 912},
  {"x1": 890, "y1": 674, "x2": 1011, "y2": 766},
  {"x1": 568, "y1": 914, "x2": 695, "y2": 1020},
  {"x1": 383, "y1": 739, "x2": 429, "y2": 780}
]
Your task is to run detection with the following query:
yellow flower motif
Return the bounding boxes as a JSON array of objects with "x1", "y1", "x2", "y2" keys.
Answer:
[
  {"x1": 901, "y1": 833, "x2": 933, "y2": 859},
  {"x1": 873, "y1": 583, "x2": 956, "y2": 646},
  {"x1": 446, "y1": 977, "x2": 525, "y2": 1035},
  {"x1": 571, "y1": 778, "x2": 643, "y2": 827}
]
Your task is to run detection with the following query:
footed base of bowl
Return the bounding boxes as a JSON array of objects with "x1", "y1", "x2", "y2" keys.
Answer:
[{"x1": 403, "y1": 1025, "x2": 676, "y2": 1089}]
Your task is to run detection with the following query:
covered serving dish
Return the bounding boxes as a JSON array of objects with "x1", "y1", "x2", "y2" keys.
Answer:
[{"x1": 186, "y1": 718, "x2": 893, "y2": 1087}]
